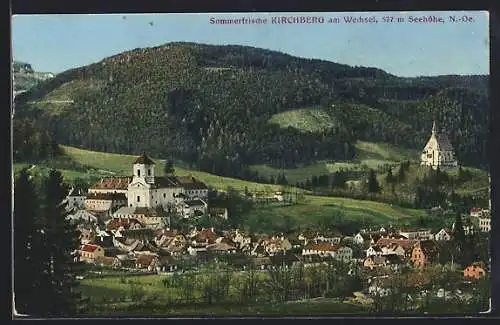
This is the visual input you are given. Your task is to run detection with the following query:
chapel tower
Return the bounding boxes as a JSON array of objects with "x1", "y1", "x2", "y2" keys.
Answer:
[{"x1": 420, "y1": 121, "x2": 458, "y2": 170}]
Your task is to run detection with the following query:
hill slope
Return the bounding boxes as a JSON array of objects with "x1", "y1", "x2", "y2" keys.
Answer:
[
  {"x1": 14, "y1": 145, "x2": 429, "y2": 229},
  {"x1": 14, "y1": 43, "x2": 489, "y2": 178}
]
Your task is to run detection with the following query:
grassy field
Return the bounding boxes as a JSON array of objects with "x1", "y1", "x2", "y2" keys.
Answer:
[
  {"x1": 249, "y1": 140, "x2": 421, "y2": 184},
  {"x1": 77, "y1": 274, "x2": 369, "y2": 316},
  {"x1": 245, "y1": 195, "x2": 427, "y2": 229},
  {"x1": 15, "y1": 145, "x2": 293, "y2": 193},
  {"x1": 13, "y1": 145, "x2": 431, "y2": 226},
  {"x1": 268, "y1": 107, "x2": 336, "y2": 133}
]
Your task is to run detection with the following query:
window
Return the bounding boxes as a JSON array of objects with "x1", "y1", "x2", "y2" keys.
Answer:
[
  {"x1": 163, "y1": 193, "x2": 166, "y2": 198},
  {"x1": 137, "y1": 196, "x2": 140, "y2": 202},
  {"x1": 137, "y1": 169, "x2": 141, "y2": 177},
  {"x1": 148, "y1": 169, "x2": 151, "y2": 176}
]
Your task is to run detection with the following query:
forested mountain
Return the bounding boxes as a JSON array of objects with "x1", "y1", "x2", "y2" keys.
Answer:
[{"x1": 13, "y1": 42, "x2": 489, "y2": 175}]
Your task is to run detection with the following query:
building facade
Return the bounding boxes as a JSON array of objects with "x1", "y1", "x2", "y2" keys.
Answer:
[{"x1": 421, "y1": 121, "x2": 458, "y2": 170}]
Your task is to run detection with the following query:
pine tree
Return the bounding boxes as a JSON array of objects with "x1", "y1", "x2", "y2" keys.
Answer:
[
  {"x1": 13, "y1": 168, "x2": 38, "y2": 314},
  {"x1": 38, "y1": 170, "x2": 81, "y2": 316},
  {"x1": 453, "y1": 212, "x2": 466, "y2": 258},
  {"x1": 385, "y1": 168, "x2": 395, "y2": 184},
  {"x1": 367, "y1": 169, "x2": 381, "y2": 193},
  {"x1": 397, "y1": 164, "x2": 406, "y2": 182}
]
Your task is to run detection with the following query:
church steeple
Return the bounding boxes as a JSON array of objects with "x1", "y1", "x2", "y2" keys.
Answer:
[{"x1": 432, "y1": 120, "x2": 437, "y2": 135}]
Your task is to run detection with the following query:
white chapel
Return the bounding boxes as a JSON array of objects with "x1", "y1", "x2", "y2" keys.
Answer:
[{"x1": 420, "y1": 121, "x2": 458, "y2": 170}]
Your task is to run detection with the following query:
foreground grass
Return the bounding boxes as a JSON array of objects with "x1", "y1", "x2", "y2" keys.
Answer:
[
  {"x1": 80, "y1": 298, "x2": 368, "y2": 316},
  {"x1": 77, "y1": 274, "x2": 368, "y2": 316}
]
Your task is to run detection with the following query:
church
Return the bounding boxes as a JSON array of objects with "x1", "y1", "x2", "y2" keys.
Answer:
[
  {"x1": 420, "y1": 121, "x2": 458, "y2": 170},
  {"x1": 87, "y1": 154, "x2": 209, "y2": 212}
]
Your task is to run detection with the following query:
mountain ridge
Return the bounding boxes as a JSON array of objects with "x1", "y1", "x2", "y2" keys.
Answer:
[{"x1": 13, "y1": 42, "x2": 489, "y2": 177}]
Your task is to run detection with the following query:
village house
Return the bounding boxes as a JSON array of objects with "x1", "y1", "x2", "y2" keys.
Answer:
[
  {"x1": 206, "y1": 242, "x2": 238, "y2": 254},
  {"x1": 78, "y1": 227, "x2": 96, "y2": 245},
  {"x1": 89, "y1": 176, "x2": 131, "y2": 195},
  {"x1": 420, "y1": 121, "x2": 458, "y2": 169},
  {"x1": 411, "y1": 240, "x2": 439, "y2": 268},
  {"x1": 190, "y1": 228, "x2": 218, "y2": 246},
  {"x1": 298, "y1": 231, "x2": 318, "y2": 245},
  {"x1": 302, "y1": 243, "x2": 340, "y2": 258},
  {"x1": 209, "y1": 207, "x2": 229, "y2": 219},
  {"x1": 106, "y1": 218, "x2": 143, "y2": 234},
  {"x1": 398, "y1": 229, "x2": 433, "y2": 241},
  {"x1": 265, "y1": 236, "x2": 292, "y2": 255},
  {"x1": 94, "y1": 255, "x2": 122, "y2": 268},
  {"x1": 79, "y1": 244, "x2": 105, "y2": 263},
  {"x1": 175, "y1": 176, "x2": 209, "y2": 200},
  {"x1": 66, "y1": 209, "x2": 98, "y2": 225},
  {"x1": 463, "y1": 263, "x2": 487, "y2": 280},
  {"x1": 158, "y1": 255, "x2": 180, "y2": 272},
  {"x1": 363, "y1": 254, "x2": 402, "y2": 271},
  {"x1": 230, "y1": 230, "x2": 252, "y2": 250},
  {"x1": 84, "y1": 192, "x2": 127, "y2": 212},
  {"x1": 135, "y1": 254, "x2": 161, "y2": 272},
  {"x1": 181, "y1": 199, "x2": 208, "y2": 218},
  {"x1": 477, "y1": 216, "x2": 491, "y2": 232},
  {"x1": 470, "y1": 208, "x2": 491, "y2": 232},
  {"x1": 366, "y1": 245, "x2": 383, "y2": 258},
  {"x1": 154, "y1": 228, "x2": 186, "y2": 247},
  {"x1": 375, "y1": 238, "x2": 418, "y2": 259},
  {"x1": 353, "y1": 232, "x2": 372, "y2": 246},
  {"x1": 470, "y1": 207, "x2": 490, "y2": 218},
  {"x1": 434, "y1": 228, "x2": 452, "y2": 241},
  {"x1": 335, "y1": 246, "x2": 353, "y2": 262},
  {"x1": 65, "y1": 186, "x2": 87, "y2": 211},
  {"x1": 314, "y1": 231, "x2": 343, "y2": 245}
]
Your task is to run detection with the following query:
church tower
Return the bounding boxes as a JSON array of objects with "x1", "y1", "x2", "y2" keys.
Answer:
[
  {"x1": 420, "y1": 121, "x2": 458, "y2": 170},
  {"x1": 133, "y1": 153, "x2": 156, "y2": 184}
]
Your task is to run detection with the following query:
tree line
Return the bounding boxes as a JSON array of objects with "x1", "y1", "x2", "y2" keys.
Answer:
[
  {"x1": 14, "y1": 168, "x2": 81, "y2": 316},
  {"x1": 14, "y1": 43, "x2": 489, "y2": 179}
]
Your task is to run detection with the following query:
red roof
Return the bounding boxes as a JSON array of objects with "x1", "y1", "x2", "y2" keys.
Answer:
[
  {"x1": 376, "y1": 238, "x2": 418, "y2": 249},
  {"x1": 106, "y1": 218, "x2": 142, "y2": 231},
  {"x1": 80, "y1": 244, "x2": 101, "y2": 253},
  {"x1": 90, "y1": 177, "x2": 132, "y2": 190},
  {"x1": 156, "y1": 228, "x2": 179, "y2": 239}
]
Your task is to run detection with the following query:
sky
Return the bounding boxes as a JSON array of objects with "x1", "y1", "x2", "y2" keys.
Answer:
[{"x1": 11, "y1": 11, "x2": 489, "y2": 77}]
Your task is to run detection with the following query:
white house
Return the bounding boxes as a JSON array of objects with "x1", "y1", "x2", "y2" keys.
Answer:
[
  {"x1": 434, "y1": 228, "x2": 452, "y2": 241},
  {"x1": 335, "y1": 246, "x2": 353, "y2": 262},
  {"x1": 353, "y1": 233, "x2": 366, "y2": 246},
  {"x1": 399, "y1": 229, "x2": 433, "y2": 240},
  {"x1": 302, "y1": 243, "x2": 340, "y2": 258},
  {"x1": 182, "y1": 199, "x2": 208, "y2": 218},
  {"x1": 366, "y1": 245, "x2": 383, "y2": 258},
  {"x1": 477, "y1": 216, "x2": 491, "y2": 232},
  {"x1": 66, "y1": 210, "x2": 98, "y2": 224},
  {"x1": 65, "y1": 187, "x2": 87, "y2": 211}
]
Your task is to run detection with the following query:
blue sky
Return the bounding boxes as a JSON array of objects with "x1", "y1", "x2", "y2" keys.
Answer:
[{"x1": 12, "y1": 11, "x2": 489, "y2": 77}]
